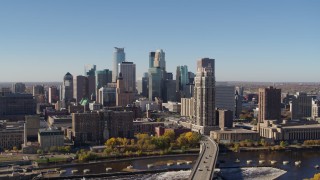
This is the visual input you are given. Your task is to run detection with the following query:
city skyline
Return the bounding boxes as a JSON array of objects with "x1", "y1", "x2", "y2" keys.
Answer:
[{"x1": 0, "y1": 1, "x2": 319, "y2": 82}]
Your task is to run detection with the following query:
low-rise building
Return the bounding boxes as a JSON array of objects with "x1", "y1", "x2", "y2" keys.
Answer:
[
  {"x1": 259, "y1": 120, "x2": 320, "y2": 141},
  {"x1": 48, "y1": 115, "x2": 72, "y2": 127},
  {"x1": 155, "y1": 126, "x2": 191, "y2": 138},
  {"x1": 0, "y1": 120, "x2": 24, "y2": 150},
  {"x1": 38, "y1": 127, "x2": 64, "y2": 150},
  {"x1": 133, "y1": 121, "x2": 164, "y2": 135},
  {"x1": 210, "y1": 128, "x2": 259, "y2": 144},
  {"x1": 162, "y1": 101, "x2": 181, "y2": 113},
  {"x1": 0, "y1": 128, "x2": 23, "y2": 150},
  {"x1": 89, "y1": 102, "x2": 102, "y2": 111}
]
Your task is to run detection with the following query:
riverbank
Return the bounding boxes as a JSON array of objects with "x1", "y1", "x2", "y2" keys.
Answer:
[{"x1": 221, "y1": 144, "x2": 320, "y2": 152}]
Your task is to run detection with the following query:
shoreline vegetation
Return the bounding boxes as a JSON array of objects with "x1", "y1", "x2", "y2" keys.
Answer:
[{"x1": 220, "y1": 139, "x2": 320, "y2": 152}]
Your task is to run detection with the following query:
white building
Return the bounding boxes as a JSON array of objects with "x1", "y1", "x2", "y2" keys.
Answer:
[
  {"x1": 135, "y1": 98, "x2": 153, "y2": 112},
  {"x1": 38, "y1": 127, "x2": 64, "y2": 150}
]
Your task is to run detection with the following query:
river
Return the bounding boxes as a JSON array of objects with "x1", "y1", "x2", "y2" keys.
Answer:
[{"x1": 51, "y1": 149, "x2": 320, "y2": 179}]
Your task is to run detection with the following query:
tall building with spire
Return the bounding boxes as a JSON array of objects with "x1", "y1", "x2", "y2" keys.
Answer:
[
  {"x1": 112, "y1": 47, "x2": 125, "y2": 82},
  {"x1": 193, "y1": 58, "x2": 217, "y2": 135}
]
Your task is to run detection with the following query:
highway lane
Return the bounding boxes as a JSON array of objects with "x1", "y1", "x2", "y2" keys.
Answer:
[{"x1": 189, "y1": 136, "x2": 219, "y2": 180}]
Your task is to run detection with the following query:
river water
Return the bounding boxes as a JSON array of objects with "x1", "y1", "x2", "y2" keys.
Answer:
[{"x1": 56, "y1": 150, "x2": 320, "y2": 179}]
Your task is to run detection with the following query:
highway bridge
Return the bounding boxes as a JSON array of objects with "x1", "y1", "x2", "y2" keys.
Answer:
[{"x1": 189, "y1": 136, "x2": 219, "y2": 180}]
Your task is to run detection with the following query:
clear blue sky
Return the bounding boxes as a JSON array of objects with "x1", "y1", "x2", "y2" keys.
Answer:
[{"x1": 0, "y1": 0, "x2": 319, "y2": 82}]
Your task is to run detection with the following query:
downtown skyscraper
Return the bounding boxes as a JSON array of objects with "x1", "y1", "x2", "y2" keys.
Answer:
[
  {"x1": 193, "y1": 58, "x2": 217, "y2": 135},
  {"x1": 119, "y1": 61, "x2": 136, "y2": 93},
  {"x1": 148, "y1": 49, "x2": 167, "y2": 101},
  {"x1": 61, "y1": 72, "x2": 74, "y2": 104},
  {"x1": 112, "y1": 47, "x2": 125, "y2": 82}
]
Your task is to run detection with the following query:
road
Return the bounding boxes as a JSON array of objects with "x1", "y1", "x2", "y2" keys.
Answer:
[{"x1": 189, "y1": 136, "x2": 219, "y2": 180}]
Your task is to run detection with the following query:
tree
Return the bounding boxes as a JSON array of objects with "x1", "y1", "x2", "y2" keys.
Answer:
[
  {"x1": 163, "y1": 130, "x2": 175, "y2": 143},
  {"x1": 118, "y1": 138, "x2": 129, "y2": 147},
  {"x1": 105, "y1": 138, "x2": 118, "y2": 148},
  {"x1": 177, "y1": 134, "x2": 188, "y2": 148},
  {"x1": 311, "y1": 173, "x2": 320, "y2": 180},
  {"x1": 184, "y1": 132, "x2": 201, "y2": 147},
  {"x1": 260, "y1": 139, "x2": 267, "y2": 147},
  {"x1": 64, "y1": 146, "x2": 71, "y2": 153},
  {"x1": 280, "y1": 141, "x2": 288, "y2": 148},
  {"x1": 130, "y1": 139, "x2": 135, "y2": 146},
  {"x1": 37, "y1": 149, "x2": 43, "y2": 155},
  {"x1": 151, "y1": 136, "x2": 170, "y2": 150},
  {"x1": 136, "y1": 133, "x2": 151, "y2": 150},
  {"x1": 233, "y1": 143, "x2": 240, "y2": 152}
]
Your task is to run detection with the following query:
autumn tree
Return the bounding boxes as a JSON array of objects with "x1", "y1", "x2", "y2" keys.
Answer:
[
  {"x1": 311, "y1": 173, "x2": 320, "y2": 180},
  {"x1": 184, "y1": 132, "x2": 201, "y2": 148},
  {"x1": 105, "y1": 137, "x2": 118, "y2": 148},
  {"x1": 163, "y1": 130, "x2": 175, "y2": 143}
]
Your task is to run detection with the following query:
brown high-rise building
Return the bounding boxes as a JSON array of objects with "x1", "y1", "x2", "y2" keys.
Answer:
[
  {"x1": 258, "y1": 86, "x2": 281, "y2": 123},
  {"x1": 72, "y1": 111, "x2": 104, "y2": 145},
  {"x1": 217, "y1": 109, "x2": 233, "y2": 129},
  {"x1": 103, "y1": 110, "x2": 134, "y2": 139},
  {"x1": 116, "y1": 73, "x2": 134, "y2": 106},
  {"x1": 73, "y1": 75, "x2": 88, "y2": 103},
  {"x1": 49, "y1": 86, "x2": 59, "y2": 104}
]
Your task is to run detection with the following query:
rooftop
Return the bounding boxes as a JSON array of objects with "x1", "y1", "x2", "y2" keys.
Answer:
[
  {"x1": 212, "y1": 128, "x2": 258, "y2": 134},
  {"x1": 282, "y1": 124, "x2": 320, "y2": 129}
]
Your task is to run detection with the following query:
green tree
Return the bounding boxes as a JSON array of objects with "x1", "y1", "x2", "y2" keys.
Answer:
[
  {"x1": 103, "y1": 147, "x2": 113, "y2": 155},
  {"x1": 151, "y1": 136, "x2": 170, "y2": 150},
  {"x1": 177, "y1": 134, "x2": 188, "y2": 148},
  {"x1": 64, "y1": 146, "x2": 71, "y2": 153},
  {"x1": 280, "y1": 141, "x2": 288, "y2": 148},
  {"x1": 260, "y1": 139, "x2": 267, "y2": 147},
  {"x1": 37, "y1": 149, "x2": 43, "y2": 155},
  {"x1": 136, "y1": 133, "x2": 151, "y2": 150}
]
